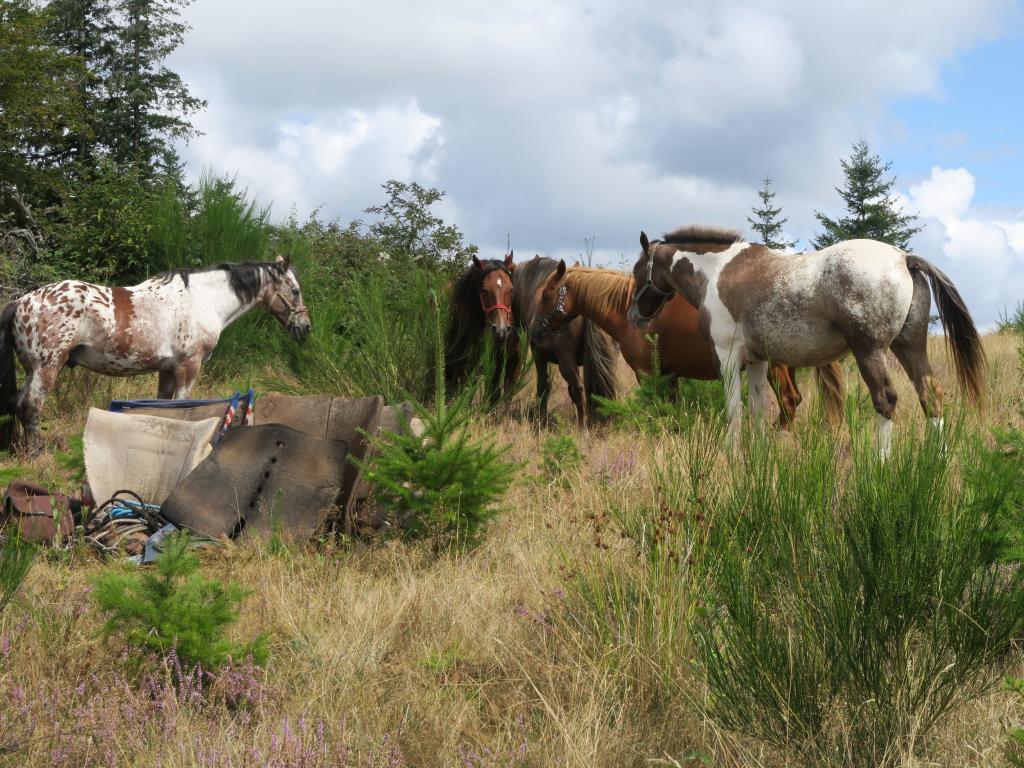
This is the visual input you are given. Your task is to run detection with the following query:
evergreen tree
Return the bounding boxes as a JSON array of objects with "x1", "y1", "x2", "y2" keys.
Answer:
[
  {"x1": 747, "y1": 174, "x2": 795, "y2": 251},
  {"x1": 0, "y1": 0, "x2": 89, "y2": 199},
  {"x1": 102, "y1": 0, "x2": 205, "y2": 172},
  {"x1": 813, "y1": 139, "x2": 922, "y2": 250},
  {"x1": 45, "y1": 0, "x2": 117, "y2": 167}
]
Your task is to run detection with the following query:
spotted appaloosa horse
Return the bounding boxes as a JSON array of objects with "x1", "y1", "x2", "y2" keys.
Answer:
[
  {"x1": 0, "y1": 256, "x2": 311, "y2": 452},
  {"x1": 628, "y1": 226, "x2": 986, "y2": 455}
]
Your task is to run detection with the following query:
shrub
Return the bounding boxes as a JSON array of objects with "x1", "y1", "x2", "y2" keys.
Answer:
[
  {"x1": 692, "y1": 420, "x2": 1024, "y2": 766},
  {"x1": 540, "y1": 434, "x2": 583, "y2": 482},
  {"x1": 92, "y1": 531, "x2": 268, "y2": 670},
  {"x1": 356, "y1": 293, "x2": 515, "y2": 547},
  {"x1": 595, "y1": 335, "x2": 723, "y2": 433}
]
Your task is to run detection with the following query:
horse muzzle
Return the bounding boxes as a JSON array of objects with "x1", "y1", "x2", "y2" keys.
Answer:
[
  {"x1": 626, "y1": 302, "x2": 652, "y2": 329},
  {"x1": 289, "y1": 316, "x2": 312, "y2": 341}
]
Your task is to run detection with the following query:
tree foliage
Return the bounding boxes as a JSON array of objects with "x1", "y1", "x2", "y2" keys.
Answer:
[
  {"x1": 813, "y1": 139, "x2": 922, "y2": 250},
  {"x1": 747, "y1": 174, "x2": 795, "y2": 251}
]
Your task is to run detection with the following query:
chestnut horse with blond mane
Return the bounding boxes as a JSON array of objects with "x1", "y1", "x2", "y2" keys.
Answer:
[{"x1": 529, "y1": 261, "x2": 843, "y2": 428}]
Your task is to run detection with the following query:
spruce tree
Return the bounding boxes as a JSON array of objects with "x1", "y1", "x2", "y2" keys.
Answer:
[
  {"x1": 102, "y1": 0, "x2": 205, "y2": 172},
  {"x1": 747, "y1": 174, "x2": 795, "y2": 251},
  {"x1": 813, "y1": 139, "x2": 921, "y2": 250}
]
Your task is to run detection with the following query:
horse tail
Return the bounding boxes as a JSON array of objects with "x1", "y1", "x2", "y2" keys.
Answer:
[
  {"x1": 814, "y1": 361, "x2": 845, "y2": 426},
  {"x1": 0, "y1": 302, "x2": 19, "y2": 449},
  {"x1": 904, "y1": 254, "x2": 987, "y2": 403},
  {"x1": 583, "y1": 319, "x2": 618, "y2": 419}
]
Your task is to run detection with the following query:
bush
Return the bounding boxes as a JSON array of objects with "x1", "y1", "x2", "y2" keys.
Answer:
[
  {"x1": 355, "y1": 294, "x2": 515, "y2": 547},
  {"x1": 92, "y1": 532, "x2": 268, "y2": 670},
  {"x1": 0, "y1": 530, "x2": 35, "y2": 614},
  {"x1": 692, "y1": 420, "x2": 1024, "y2": 766},
  {"x1": 540, "y1": 434, "x2": 583, "y2": 482},
  {"x1": 595, "y1": 335, "x2": 723, "y2": 433}
]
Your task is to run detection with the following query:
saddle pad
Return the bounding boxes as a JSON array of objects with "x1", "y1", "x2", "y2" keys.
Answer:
[
  {"x1": 159, "y1": 424, "x2": 350, "y2": 542},
  {"x1": 84, "y1": 408, "x2": 221, "y2": 506}
]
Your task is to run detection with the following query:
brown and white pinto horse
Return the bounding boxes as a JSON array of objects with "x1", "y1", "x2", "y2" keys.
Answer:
[
  {"x1": 0, "y1": 257, "x2": 310, "y2": 452},
  {"x1": 529, "y1": 262, "x2": 844, "y2": 428},
  {"x1": 628, "y1": 226, "x2": 985, "y2": 454}
]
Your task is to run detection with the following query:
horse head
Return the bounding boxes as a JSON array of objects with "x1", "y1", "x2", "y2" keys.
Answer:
[
  {"x1": 473, "y1": 251, "x2": 515, "y2": 342},
  {"x1": 627, "y1": 231, "x2": 675, "y2": 328},
  {"x1": 529, "y1": 259, "x2": 576, "y2": 343},
  {"x1": 264, "y1": 255, "x2": 311, "y2": 341}
]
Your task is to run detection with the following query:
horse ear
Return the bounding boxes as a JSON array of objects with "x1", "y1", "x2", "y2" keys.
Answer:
[
  {"x1": 275, "y1": 254, "x2": 291, "y2": 271},
  {"x1": 472, "y1": 255, "x2": 482, "y2": 269},
  {"x1": 556, "y1": 259, "x2": 566, "y2": 279},
  {"x1": 504, "y1": 250, "x2": 514, "y2": 268},
  {"x1": 640, "y1": 231, "x2": 650, "y2": 252}
]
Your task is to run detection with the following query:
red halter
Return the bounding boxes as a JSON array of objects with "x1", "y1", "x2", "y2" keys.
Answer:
[{"x1": 481, "y1": 295, "x2": 513, "y2": 325}]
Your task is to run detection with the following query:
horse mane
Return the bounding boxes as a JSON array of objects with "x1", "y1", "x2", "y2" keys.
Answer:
[
  {"x1": 564, "y1": 267, "x2": 634, "y2": 318},
  {"x1": 512, "y1": 256, "x2": 558, "y2": 320},
  {"x1": 660, "y1": 225, "x2": 743, "y2": 247},
  {"x1": 155, "y1": 262, "x2": 284, "y2": 304}
]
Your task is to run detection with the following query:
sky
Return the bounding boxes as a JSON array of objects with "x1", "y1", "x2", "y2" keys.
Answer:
[{"x1": 169, "y1": 0, "x2": 1024, "y2": 328}]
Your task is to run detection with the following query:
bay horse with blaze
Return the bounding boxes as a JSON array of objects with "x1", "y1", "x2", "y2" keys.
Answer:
[
  {"x1": 444, "y1": 252, "x2": 520, "y2": 405},
  {"x1": 0, "y1": 256, "x2": 310, "y2": 452},
  {"x1": 628, "y1": 226, "x2": 985, "y2": 454}
]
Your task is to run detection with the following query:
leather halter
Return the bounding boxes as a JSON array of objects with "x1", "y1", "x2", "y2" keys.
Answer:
[
  {"x1": 533, "y1": 284, "x2": 569, "y2": 338},
  {"x1": 480, "y1": 265, "x2": 514, "y2": 325},
  {"x1": 632, "y1": 244, "x2": 674, "y2": 322}
]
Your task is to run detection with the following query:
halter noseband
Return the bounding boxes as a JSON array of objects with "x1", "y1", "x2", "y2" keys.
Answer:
[
  {"x1": 632, "y1": 245, "x2": 674, "y2": 322},
  {"x1": 480, "y1": 265, "x2": 514, "y2": 325},
  {"x1": 533, "y1": 284, "x2": 569, "y2": 338}
]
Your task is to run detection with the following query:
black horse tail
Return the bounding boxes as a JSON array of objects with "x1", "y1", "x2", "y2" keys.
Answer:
[
  {"x1": 583, "y1": 319, "x2": 618, "y2": 420},
  {"x1": 905, "y1": 254, "x2": 987, "y2": 403},
  {"x1": 0, "y1": 302, "x2": 19, "y2": 450},
  {"x1": 814, "y1": 361, "x2": 846, "y2": 427}
]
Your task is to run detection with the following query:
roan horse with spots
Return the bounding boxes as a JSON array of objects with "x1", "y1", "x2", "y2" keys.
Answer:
[
  {"x1": 628, "y1": 226, "x2": 985, "y2": 455},
  {"x1": 529, "y1": 261, "x2": 844, "y2": 428},
  {"x1": 0, "y1": 257, "x2": 310, "y2": 453}
]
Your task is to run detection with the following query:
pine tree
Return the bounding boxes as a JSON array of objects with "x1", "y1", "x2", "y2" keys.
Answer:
[
  {"x1": 747, "y1": 174, "x2": 795, "y2": 251},
  {"x1": 102, "y1": 0, "x2": 205, "y2": 172},
  {"x1": 813, "y1": 139, "x2": 922, "y2": 250}
]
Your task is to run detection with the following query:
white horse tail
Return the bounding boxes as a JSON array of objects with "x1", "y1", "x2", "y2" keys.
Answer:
[
  {"x1": 0, "y1": 302, "x2": 19, "y2": 449},
  {"x1": 905, "y1": 254, "x2": 987, "y2": 403}
]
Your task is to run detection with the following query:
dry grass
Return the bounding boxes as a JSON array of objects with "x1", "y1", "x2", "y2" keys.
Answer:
[{"x1": 1, "y1": 334, "x2": 1022, "y2": 767}]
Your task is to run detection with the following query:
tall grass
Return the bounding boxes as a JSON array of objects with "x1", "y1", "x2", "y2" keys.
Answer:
[
  {"x1": 693, "y1": 418, "x2": 1024, "y2": 765},
  {"x1": 0, "y1": 531, "x2": 35, "y2": 615}
]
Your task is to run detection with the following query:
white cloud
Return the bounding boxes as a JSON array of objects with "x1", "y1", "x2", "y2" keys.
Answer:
[
  {"x1": 167, "y1": 0, "x2": 1020, "y2": 324},
  {"x1": 905, "y1": 167, "x2": 1024, "y2": 326}
]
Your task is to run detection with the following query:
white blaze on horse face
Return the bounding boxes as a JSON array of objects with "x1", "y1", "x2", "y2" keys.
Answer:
[{"x1": 496, "y1": 277, "x2": 503, "y2": 288}]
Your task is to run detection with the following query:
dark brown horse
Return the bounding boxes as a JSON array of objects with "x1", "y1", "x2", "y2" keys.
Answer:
[
  {"x1": 529, "y1": 262, "x2": 843, "y2": 427},
  {"x1": 514, "y1": 256, "x2": 618, "y2": 427},
  {"x1": 444, "y1": 253, "x2": 520, "y2": 405}
]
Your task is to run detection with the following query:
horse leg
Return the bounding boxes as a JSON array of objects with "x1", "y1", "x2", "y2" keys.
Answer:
[
  {"x1": 157, "y1": 370, "x2": 175, "y2": 399},
  {"x1": 557, "y1": 353, "x2": 586, "y2": 430},
  {"x1": 534, "y1": 358, "x2": 551, "y2": 426},
  {"x1": 767, "y1": 363, "x2": 800, "y2": 430},
  {"x1": 747, "y1": 360, "x2": 771, "y2": 425},
  {"x1": 18, "y1": 365, "x2": 60, "y2": 455},
  {"x1": 891, "y1": 334, "x2": 943, "y2": 429},
  {"x1": 172, "y1": 361, "x2": 201, "y2": 400},
  {"x1": 851, "y1": 347, "x2": 898, "y2": 458},
  {"x1": 718, "y1": 351, "x2": 744, "y2": 447},
  {"x1": 890, "y1": 274, "x2": 943, "y2": 431}
]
